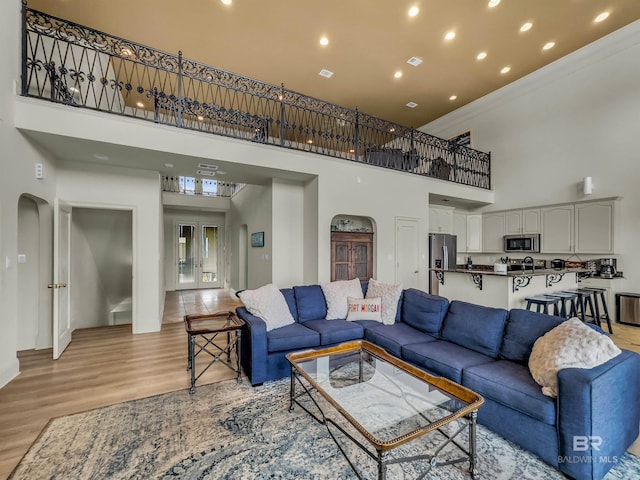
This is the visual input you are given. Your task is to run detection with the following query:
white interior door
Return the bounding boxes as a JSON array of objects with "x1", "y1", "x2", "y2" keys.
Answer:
[
  {"x1": 52, "y1": 199, "x2": 72, "y2": 359},
  {"x1": 176, "y1": 222, "x2": 222, "y2": 290},
  {"x1": 396, "y1": 218, "x2": 420, "y2": 288}
]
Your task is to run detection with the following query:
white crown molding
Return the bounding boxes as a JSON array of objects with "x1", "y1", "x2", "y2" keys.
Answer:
[{"x1": 421, "y1": 19, "x2": 640, "y2": 135}]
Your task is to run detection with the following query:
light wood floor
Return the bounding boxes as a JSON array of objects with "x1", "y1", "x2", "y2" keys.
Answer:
[
  {"x1": 0, "y1": 288, "x2": 242, "y2": 480},
  {"x1": 1, "y1": 290, "x2": 639, "y2": 479}
]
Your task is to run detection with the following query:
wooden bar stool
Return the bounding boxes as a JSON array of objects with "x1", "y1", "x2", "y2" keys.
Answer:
[
  {"x1": 562, "y1": 289, "x2": 599, "y2": 327},
  {"x1": 581, "y1": 287, "x2": 614, "y2": 334},
  {"x1": 525, "y1": 295, "x2": 561, "y2": 315},
  {"x1": 546, "y1": 291, "x2": 578, "y2": 318}
]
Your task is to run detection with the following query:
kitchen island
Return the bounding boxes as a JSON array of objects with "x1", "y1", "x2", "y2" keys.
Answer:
[{"x1": 431, "y1": 267, "x2": 587, "y2": 310}]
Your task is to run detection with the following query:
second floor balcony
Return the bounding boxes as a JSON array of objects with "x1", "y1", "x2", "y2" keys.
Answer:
[{"x1": 21, "y1": 6, "x2": 491, "y2": 190}]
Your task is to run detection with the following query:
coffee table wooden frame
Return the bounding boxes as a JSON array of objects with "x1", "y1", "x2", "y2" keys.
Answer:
[{"x1": 286, "y1": 340, "x2": 484, "y2": 479}]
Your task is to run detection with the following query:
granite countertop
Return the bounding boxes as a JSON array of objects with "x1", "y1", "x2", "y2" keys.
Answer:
[{"x1": 430, "y1": 267, "x2": 591, "y2": 278}]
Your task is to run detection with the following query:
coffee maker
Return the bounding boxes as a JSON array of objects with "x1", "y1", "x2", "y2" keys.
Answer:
[{"x1": 597, "y1": 258, "x2": 617, "y2": 278}]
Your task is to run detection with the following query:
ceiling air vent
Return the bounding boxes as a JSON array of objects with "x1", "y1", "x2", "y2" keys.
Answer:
[
  {"x1": 319, "y1": 69, "x2": 334, "y2": 78},
  {"x1": 198, "y1": 163, "x2": 219, "y2": 170},
  {"x1": 196, "y1": 170, "x2": 216, "y2": 177},
  {"x1": 406, "y1": 57, "x2": 423, "y2": 67}
]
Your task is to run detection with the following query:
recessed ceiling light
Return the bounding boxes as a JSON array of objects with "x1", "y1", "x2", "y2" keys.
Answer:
[
  {"x1": 542, "y1": 41, "x2": 555, "y2": 51},
  {"x1": 221, "y1": 0, "x2": 232, "y2": 5},
  {"x1": 520, "y1": 22, "x2": 533, "y2": 32},
  {"x1": 500, "y1": 66, "x2": 511, "y2": 74},
  {"x1": 349, "y1": 149, "x2": 355, "y2": 153},
  {"x1": 407, "y1": 57, "x2": 423, "y2": 67},
  {"x1": 164, "y1": 163, "x2": 174, "y2": 169},
  {"x1": 406, "y1": 102, "x2": 418, "y2": 108},
  {"x1": 120, "y1": 47, "x2": 133, "y2": 57},
  {"x1": 444, "y1": 31, "x2": 456, "y2": 41},
  {"x1": 476, "y1": 51, "x2": 487, "y2": 60},
  {"x1": 390, "y1": 127, "x2": 396, "y2": 132},
  {"x1": 408, "y1": 6, "x2": 419, "y2": 17},
  {"x1": 488, "y1": 0, "x2": 500, "y2": 7},
  {"x1": 93, "y1": 153, "x2": 109, "y2": 161},
  {"x1": 136, "y1": 101, "x2": 144, "y2": 108},
  {"x1": 594, "y1": 11, "x2": 610, "y2": 23},
  {"x1": 307, "y1": 140, "x2": 313, "y2": 144},
  {"x1": 197, "y1": 115, "x2": 204, "y2": 121},
  {"x1": 394, "y1": 71, "x2": 403, "y2": 79},
  {"x1": 319, "y1": 69, "x2": 334, "y2": 78},
  {"x1": 449, "y1": 95, "x2": 457, "y2": 101},
  {"x1": 319, "y1": 36, "x2": 329, "y2": 46}
]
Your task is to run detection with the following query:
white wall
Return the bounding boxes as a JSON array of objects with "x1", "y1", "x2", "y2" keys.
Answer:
[
  {"x1": 423, "y1": 20, "x2": 640, "y2": 292},
  {"x1": 0, "y1": 1, "x2": 58, "y2": 387},
  {"x1": 56, "y1": 163, "x2": 162, "y2": 334},
  {"x1": 17, "y1": 196, "x2": 40, "y2": 350},
  {"x1": 272, "y1": 179, "x2": 304, "y2": 287}
]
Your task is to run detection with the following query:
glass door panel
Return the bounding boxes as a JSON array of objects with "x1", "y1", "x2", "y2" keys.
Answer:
[
  {"x1": 178, "y1": 224, "x2": 196, "y2": 289},
  {"x1": 201, "y1": 225, "x2": 220, "y2": 287}
]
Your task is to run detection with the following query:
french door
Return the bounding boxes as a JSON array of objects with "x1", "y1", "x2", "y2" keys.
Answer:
[{"x1": 176, "y1": 222, "x2": 222, "y2": 289}]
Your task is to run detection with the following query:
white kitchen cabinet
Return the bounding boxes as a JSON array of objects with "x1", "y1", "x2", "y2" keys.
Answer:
[
  {"x1": 575, "y1": 201, "x2": 615, "y2": 254},
  {"x1": 429, "y1": 206, "x2": 454, "y2": 234},
  {"x1": 541, "y1": 205, "x2": 574, "y2": 253},
  {"x1": 466, "y1": 214, "x2": 483, "y2": 252},
  {"x1": 505, "y1": 208, "x2": 540, "y2": 234},
  {"x1": 482, "y1": 212, "x2": 506, "y2": 252},
  {"x1": 452, "y1": 212, "x2": 468, "y2": 253}
]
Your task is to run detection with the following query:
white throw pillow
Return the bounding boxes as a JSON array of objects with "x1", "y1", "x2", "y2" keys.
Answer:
[
  {"x1": 321, "y1": 278, "x2": 364, "y2": 319},
  {"x1": 365, "y1": 278, "x2": 403, "y2": 325},
  {"x1": 238, "y1": 284, "x2": 295, "y2": 332},
  {"x1": 346, "y1": 296, "x2": 382, "y2": 322},
  {"x1": 528, "y1": 317, "x2": 621, "y2": 398}
]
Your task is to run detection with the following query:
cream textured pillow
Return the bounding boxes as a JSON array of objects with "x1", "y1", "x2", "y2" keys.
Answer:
[
  {"x1": 238, "y1": 284, "x2": 295, "y2": 332},
  {"x1": 321, "y1": 278, "x2": 363, "y2": 319},
  {"x1": 528, "y1": 318, "x2": 621, "y2": 398},
  {"x1": 365, "y1": 278, "x2": 403, "y2": 325},
  {"x1": 346, "y1": 296, "x2": 382, "y2": 322}
]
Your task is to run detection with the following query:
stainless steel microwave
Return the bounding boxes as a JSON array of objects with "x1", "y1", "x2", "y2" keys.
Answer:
[{"x1": 504, "y1": 234, "x2": 540, "y2": 253}]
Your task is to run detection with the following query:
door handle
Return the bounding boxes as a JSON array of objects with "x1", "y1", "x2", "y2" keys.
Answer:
[{"x1": 48, "y1": 283, "x2": 67, "y2": 288}]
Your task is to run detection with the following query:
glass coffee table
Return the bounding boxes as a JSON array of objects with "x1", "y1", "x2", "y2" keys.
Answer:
[{"x1": 286, "y1": 340, "x2": 484, "y2": 479}]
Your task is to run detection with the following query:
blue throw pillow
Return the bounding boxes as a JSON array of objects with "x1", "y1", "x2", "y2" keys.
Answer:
[
  {"x1": 280, "y1": 288, "x2": 299, "y2": 321},
  {"x1": 293, "y1": 285, "x2": 327, "y2": 322},
  {"x1": 500, "y1": 309, "x2": 565, "y2": 364},
  {"x1": 401, "y1": 289, "x2": 449, "y2": 335},
  {"x1": 441, "y1": 301, "x2": 508, "y2": 358}
]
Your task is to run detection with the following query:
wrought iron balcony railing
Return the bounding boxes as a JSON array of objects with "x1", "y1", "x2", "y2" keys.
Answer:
[{"x1": 21, "y1": 5, "x2": 491, "y2": 190}]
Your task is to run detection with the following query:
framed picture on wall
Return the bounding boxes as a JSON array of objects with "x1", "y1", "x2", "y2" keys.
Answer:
[{"x1": 251, "y1": 231, "x2": 264, "y2": 247}]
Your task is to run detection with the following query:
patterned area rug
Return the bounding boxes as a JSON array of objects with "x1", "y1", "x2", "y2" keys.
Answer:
[{"x1": 9, "y1": 378, "x2": 640, "y2": 479}]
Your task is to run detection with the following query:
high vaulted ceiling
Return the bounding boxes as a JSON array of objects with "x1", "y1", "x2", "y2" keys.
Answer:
[{"x1": 27, "y1": 0, "x2": 640, "y2": 128}]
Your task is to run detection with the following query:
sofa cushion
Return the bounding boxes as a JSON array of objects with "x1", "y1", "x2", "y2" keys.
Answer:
[
  {"x1": 365, "y1": 279, "x2": 403, "y2": 325},
  {"x1": 280, "y1": 288, "x2": 299, "y2": 321},
  {"x1": 294, "y1": 285, "x2": 327, "y2": 323},
  {"x1": 364, "y1": 323, "x2": 436, "y2": 358},
  {"x1": 401, "y1": 289, "x2": 449, "y2": 335},
  {"x1": 402, "y1": 340, "x2": 495, "y2": 383},
  {"x1": 321, "y1": 278, "x2": 364, "y2": 319},
  {"x1": 500, "y1": 309, "x2": 565, "y2": 364},
  {"x1": 462, "y1": 360, "x2": 557, "y2": 425},
  {"x1": 441, "y1": 301, "x2": 508, "y2": 358},
  {"x1": 303, "y1": 319, "x2": 364, "y2": 345},
  {"x1": 238, "y1": 283, "x2": 295, "y2": 332},
  {"x1": 267, "y1": 323, "x2": 320, "y2": 353}
]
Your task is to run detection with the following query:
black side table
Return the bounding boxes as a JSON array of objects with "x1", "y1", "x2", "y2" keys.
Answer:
[{"x1": 184, "y1": 311, "x2": 244, "y2": 393}]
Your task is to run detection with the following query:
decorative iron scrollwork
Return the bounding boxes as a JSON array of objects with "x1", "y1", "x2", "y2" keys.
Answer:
[
  {"x1": 470, "y1": 273, "x2": 483, "y2": 290},
  {"x1": 513, "y1": 275, "x2": 533, "y2": 293},
  {"x1": 546, "y1": 273, "x2": 564, "y2": 288},
  {"x1": 435, "y1": 270, "x2": 445, "y2": 286}
]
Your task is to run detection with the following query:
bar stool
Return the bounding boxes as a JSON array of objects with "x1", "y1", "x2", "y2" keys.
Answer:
[
  {"x1": 525, "y1": 295, "x2": 562, "y2": 315},
  {"x1": 562, "y1": 289, "x2": 599, "y2": 327},
  {"x1": 581, "y1": 287, "x2": 614, "y2": 334},
  {"x1": 546, "y1": 291, "x2": 579, "y2": 318}
]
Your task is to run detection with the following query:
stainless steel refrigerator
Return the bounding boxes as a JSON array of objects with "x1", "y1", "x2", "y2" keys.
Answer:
[{"x1": 429, "y1": 233, "x2": 457, "y2": 295}]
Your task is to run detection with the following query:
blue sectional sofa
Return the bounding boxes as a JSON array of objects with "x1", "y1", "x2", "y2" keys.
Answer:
[{"x1": 235, "y1": 284, "x2": 640, "y2": 480}]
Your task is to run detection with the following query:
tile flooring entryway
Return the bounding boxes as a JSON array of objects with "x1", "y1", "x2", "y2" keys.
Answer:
[{"x1": 162, "y1": 289, "x2": 243, "y2": 323}]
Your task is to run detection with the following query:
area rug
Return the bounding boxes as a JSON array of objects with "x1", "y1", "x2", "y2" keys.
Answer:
[{"x1": 9, "y1": 378, "x2": 640, "y2": 479}]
